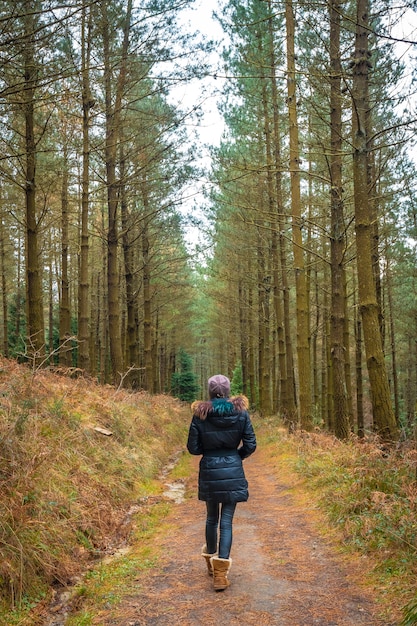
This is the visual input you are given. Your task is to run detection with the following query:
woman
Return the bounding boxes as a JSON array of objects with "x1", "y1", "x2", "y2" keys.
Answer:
[{"x1": 187, "y1": 374, "x2": 257, "y2": 591}]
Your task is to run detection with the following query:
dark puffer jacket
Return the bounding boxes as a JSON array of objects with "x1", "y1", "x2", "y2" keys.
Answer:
[{"x1": 187, "y1": 396, "x2": 257, "y2": 503}]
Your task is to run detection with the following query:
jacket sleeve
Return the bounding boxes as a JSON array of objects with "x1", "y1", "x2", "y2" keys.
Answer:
[
  {"x1": 238, "y1": 413, "x2": 257, "y2": 459},
  {"x1": 187, "y1": 415, "x2": 204, "y2": 456}
]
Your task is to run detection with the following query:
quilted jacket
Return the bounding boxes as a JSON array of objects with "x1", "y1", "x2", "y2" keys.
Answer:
[{"x1": 187, "y1": 396, "x2": 256, "y2": 503}]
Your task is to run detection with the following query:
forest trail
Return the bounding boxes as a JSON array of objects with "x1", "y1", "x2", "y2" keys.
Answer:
[{"x1": 66, "y1": 446, "x2": 399, "y2": 626}]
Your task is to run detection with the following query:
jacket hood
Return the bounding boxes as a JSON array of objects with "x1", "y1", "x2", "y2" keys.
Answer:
[{"x1": 191, "y1": 395, "x2": 249, "y2": 422}]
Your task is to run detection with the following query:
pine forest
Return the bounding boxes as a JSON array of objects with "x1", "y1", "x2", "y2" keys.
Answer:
[{"x1": 1, "y1": 0, "x2": 416, "y2": 442}]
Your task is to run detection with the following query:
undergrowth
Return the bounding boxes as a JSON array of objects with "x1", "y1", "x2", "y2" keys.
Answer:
[
  {"x1": 62, "y1": 452, "x2": 196, "y2": 625},
  {"x1": 64, "y1": 500, "x2": 172, "y2": 626},
  {"x1": 259, "y1": 418, "x2": 417, "y2": 624},
  {"x1": 2, "y1": 354, "x2": 417, "y2": 625},
  {"x1": 0, "y1": 357, "x2": 189, "y2": 625}
]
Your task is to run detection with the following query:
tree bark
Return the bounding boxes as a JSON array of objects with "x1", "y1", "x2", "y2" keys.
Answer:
[
  {"x1": 248, "y1": 286, "x2": 257, "y2": 405},
  {"x1": 267, "y1": 3, "x2": 296, "y2": 420},
  {"x1": 102, "y1": 0, "x2": 133, "y2": 384},
  {"x1": 238, "y1": 278, "x2": 249, "y2": 398},
  {"x1": 59, "y1": 139, "x2": 71, "y2": 367},
  {"x1": 0, "y1": 214, "x2": 9, "y2": 357},
  {"x1": 343, "y1": 271, "x2": 354, "y2": 427},
  {"x1": 329, "y1": 0, "x2": 350, "y2": 439},
  {"x1": 352, "y1": 0, "x2": 398, "y2": 441},
  {"x1": 355, "y1": 286, "x2": 364, "y2": 437},
  {"x1": 141, "y1": 179, "x2": 153, "y2": 392},
  {"x1": 285, "y1": 0, "x2": 312, "y2": 430},
  {"x1": 24, "y1": 8, "x2": 45, "y2": 360},
  {"x1": 48, "y1": 231, "x2": 54, "y2": 358},
  {"x1": 120, "y1": 141, "x2": 140, "y2": 388},
  {"x1": 386, "y1": 258, "x2": 400, "y2": 423},
  {"x1": 258, "y1": 27, "x2": 273, "y2": 416},
  {"x1": 78, "y1": 0, "x2": 92, "y2": 372}
]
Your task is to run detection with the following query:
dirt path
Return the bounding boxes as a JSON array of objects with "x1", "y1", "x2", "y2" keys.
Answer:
[{"x1": 90, "y1": 448, "x2": 398, "y2": 626}]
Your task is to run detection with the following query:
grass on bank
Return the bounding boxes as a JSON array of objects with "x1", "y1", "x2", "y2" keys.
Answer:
[
  {"x1": 64, "y1": 500, "x2": 171, "y2": 626},
  {"x1": 258, "y1": 418, "x2": 417, "y2": 624},
  {"x1": 0, "y1": 356, "x2": 190, "y2": 626},
  {"x1": 64, "y1": 450, "x2": 195, "y2": 626}
]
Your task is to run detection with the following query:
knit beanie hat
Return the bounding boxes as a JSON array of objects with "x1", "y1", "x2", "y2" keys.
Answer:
[{"x1": 208, "y1": 374, "x2": 231, "y2": 399}]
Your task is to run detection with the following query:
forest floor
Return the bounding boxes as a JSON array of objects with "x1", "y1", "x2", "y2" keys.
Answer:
[{"x1": 46, "y1": 445, "x2": 400, "y2": 626}]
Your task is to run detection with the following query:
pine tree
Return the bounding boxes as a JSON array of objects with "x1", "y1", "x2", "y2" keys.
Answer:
[
  {"x1": 171, "y1": 349, "x2": 200, "y2": 402},
  {"x1": 351, "y1": 0, "x2": 398, "y2": 441}
]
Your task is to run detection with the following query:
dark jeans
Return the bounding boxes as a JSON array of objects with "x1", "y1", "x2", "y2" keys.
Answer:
[{"x1": 205, "y1": 501, "x2": 237, "y2": 559}]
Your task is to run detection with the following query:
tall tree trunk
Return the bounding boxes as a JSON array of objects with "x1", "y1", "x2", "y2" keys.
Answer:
[
  {"x1": 326, "y1": 311, "x2": 334, "y2": 432},
  {"x1": 59, "y1": 141, "x2": 71, "y2": 367},
  {"x1": 251, "y1": 190, "x2": 270, "y2": 411},
  {"x1": 238, "y1": 279, "x2": 249, "y2": 398},
  {"x1": 306, "y1": 120, "x2": 314, "y2": 419},
  {"x1": 406, "y1": 331, "x2": 417, "y2": 429},
  {"x1": 281, "y1": 229, "x2": 297, "y2": 415},
  {"x1": 329, "y1": 0, "x2": 350, "y2": 439},
  {"x1": 272, "y1": 225, "x2": 286, "y2": 414},
  {"x1": 120, "y1": 142, "x2": 139, "y2": 388},
  {"x1": 258, "y1": 28, "x2": 273, "y2": 416},
  {"x1": 159, "y1": 333, "x2": 166, "y2": 393},
  {"x1": 313, "y1": 267, "x2": 319, "y2": 412},
  {"x1": 102, "y1": 0, "x2": 132, "y2": 384},
  {"x1": 268, "y1": 8, "x2": 297, "y2": 423},
  {"x1": 285, "y1": 0, "x2": 312, "y2": 430},
  {"x1": 141, "y1": 180, "x2": 153, "y2": 392},
  {"x1": 318, "y1": 228, "x2": 330, "y2": 429},
  {"x1": 258, "y1": 270, "x2": 272, "y2": 414},
  {"x1": 48, "y1": 232, "x2": 54, "y2": 359},
  {"x1": 0, "y1": 214, "x2": 8, "y2": 357},
  {"x1": 78, "y1": 0, "x2": 92, "y2": 372},
  {"x1": 248, "y1": 286, "x2": 257, "y2": 406},
  {"x1": 15, "y1": 236, "x2": 23, "y2": 343},
  {"x1": 152, "y1": 310, "x2": 159, "y2": 392},
  {"x1": 99, "y1": 201, "x2": 109, "y2": 382},
  {"x1": 89, "y1": 270, "x2": 97, "y2": 377},
  {"x1": 343, "y1": 271, "x2": 354, "y2": 427},
  {"x1": 321, "y1": 297, "x2": 329, "y2": 429},
  {"x1": 386, "y1": 258, "x2": 400, "y2": 423},
  {"x1": 351, "y1": 0, "x2": 398, "y2": 441},
  {"x1": 354, "y1": 285, "x2": 364, "y2": 437},
  {"x1": 369, "y1": 153, "x2": 384, "y2": 344},
  {"x1": 267, "y1": 4, "x2": 296, "y2": 419},
  {"x1": 24, "y1": 9, "x2": 44, "y2": 360}
]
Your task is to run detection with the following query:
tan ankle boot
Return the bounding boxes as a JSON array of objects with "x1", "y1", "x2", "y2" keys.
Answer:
[
  {"x1": 210, "y1": 556, "x2": 232, "y2": 591},
  {"x1": 201, "y1": 544, "x2": 217, "y2": 575}
]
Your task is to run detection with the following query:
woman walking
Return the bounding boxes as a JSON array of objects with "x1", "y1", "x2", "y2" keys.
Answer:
[{"x1": 187, "y1": 374, "x2": 257, "y2": 591}]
